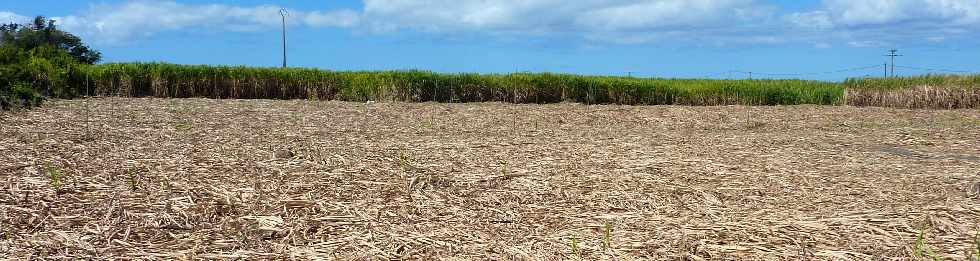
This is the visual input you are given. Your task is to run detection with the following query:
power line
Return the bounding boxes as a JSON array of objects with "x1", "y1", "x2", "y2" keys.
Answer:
[
  {"x1": 702, "y1": 71, "x2": 729, "y2": 79},
  {"x1": 728, "y1": 64, "x2": 884, "y2": 78},
  {"x1": 884, "y1": 49, "x2": 903, "y2": 77},
  {"x1": 894, "y1": 65, "x2": 973, "y2": 74},
  {"x1": 652, "y1": 63, "x2": 972, "y2": 81}
]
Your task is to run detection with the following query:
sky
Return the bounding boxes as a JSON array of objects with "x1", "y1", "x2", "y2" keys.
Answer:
[{"x1": 2, "y1": 0, "x2": 980, "y2": 80}]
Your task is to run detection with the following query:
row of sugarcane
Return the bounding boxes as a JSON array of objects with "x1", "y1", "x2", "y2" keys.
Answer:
[
  {"x1": 64, "y1": 63, "x2": 847, "y2": 106},
  {"x1": 57, "y1": 63, "x2": 979, "y2": 108}
]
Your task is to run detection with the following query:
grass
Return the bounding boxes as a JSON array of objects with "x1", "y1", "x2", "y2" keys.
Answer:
[
  {"x1": 175, "y1": 122, "x2": 192, "y2": 131},
  {"x1": 70, "y1": 63, "x2": 846, "y2": 106},
  {"x1": 45, "y1": 164, "x2": 62, "y2": 190},
  {"x1": 974, "y1": 231, "x2": 979, "y2": 261},
  {"x1": 397, "y1": 150, "x2": 411, "y2": 171},
  {"x1": 56, "y1": 63, "x2": 980, "y2": 108},
  {"x1": 569, "y1": 235, "x2": 581, "y2": 258},
  {"x1": 913, "y1": 229, "x2": 944, "y2": 261},
  {"x1": 603, "y1": 222, "x2": 612, "y2": 251}
]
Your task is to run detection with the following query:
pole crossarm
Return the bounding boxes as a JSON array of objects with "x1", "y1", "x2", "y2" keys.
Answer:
[{"x1": 884, "y1": 49, "x2": 902, "y2": 77}]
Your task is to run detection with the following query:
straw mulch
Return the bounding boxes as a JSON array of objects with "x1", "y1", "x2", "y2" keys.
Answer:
[
  {"x1": 847, "y1": 86, "x2": 980, "y2": 109},
  {"x1": 1, "y1": 98, "x2": 979, "y2": 260}
]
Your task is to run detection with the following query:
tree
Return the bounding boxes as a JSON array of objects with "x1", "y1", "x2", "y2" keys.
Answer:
[
  {"x1": 1, "y1": 15, "x2": 100, "y2": 109},
  {"x1": 1, "y1": 16, "x2": 101, "y2": 64}
]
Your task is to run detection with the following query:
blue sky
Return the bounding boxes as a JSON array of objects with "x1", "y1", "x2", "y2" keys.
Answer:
[{"x1": 3, "y1": 0, "x2": 979, "y2": 80}]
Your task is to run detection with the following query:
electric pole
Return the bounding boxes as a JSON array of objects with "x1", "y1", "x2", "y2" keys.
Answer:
[
  {"x1": 280, "y1": 8, "x2": 289, "y2": 68},
  {"x1": 884, "y1": 49, "x2": 902, "y2": 77}
]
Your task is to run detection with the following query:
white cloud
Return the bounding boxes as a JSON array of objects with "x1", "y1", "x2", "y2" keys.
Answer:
[
  {"x1": 784, "y1": 0, "x2": 980, "y2": 48},
  {"x1": 847, "y1": 40, "x2": 887, "y2": 48},
  {"x1": 12, "y1": 0, "x2": 976, "y2": 48},
  {"x1": 579, "y1": 0, "x2": 766, "y2": 31},
  {"x1": 54, "y1": 2, "x2": 272, "y2": 43},
  {"x1": 736, "y1": 35, "x2": 785, "y2": 44},
  {"x1": 361, "y1": 0, "x2": 570, "y2": 32},
  {"x1": 830, "y1": 0, "x2": 980, "y2": 26},
  {"x1": 45, "y1": 1, "x2": 359, "y2": 45},
  {"x1": 359, "y1": 0, "x2": 774, "y2": 42},
  {"x1": 0, "y1": 11, "x2": 29, "y2": 24},
  {"x1": 361, "y1": 0, "x2": 769, "y2": 32},
  {"x1": 787, "y1": 11, "x2": 834, "y2": 30},
  {"x1": 305, "y1": 10, "x2": 361, "y2": 28},
  {"x1": 789, "y1": 0, "x2": 980, "y2": 29}
]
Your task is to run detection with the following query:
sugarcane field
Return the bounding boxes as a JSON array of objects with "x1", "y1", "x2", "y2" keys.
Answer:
[
  {"x1": 4, "y1": 1, "x2": 980, "y2": 260},
  {"x1": 2, "y1": 98, "x2": 978, "y2": 259}
]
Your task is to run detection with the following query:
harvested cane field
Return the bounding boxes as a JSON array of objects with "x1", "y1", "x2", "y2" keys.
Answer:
[{"x1": 2, "y1": 98, "x2": 980, "y2": 259}]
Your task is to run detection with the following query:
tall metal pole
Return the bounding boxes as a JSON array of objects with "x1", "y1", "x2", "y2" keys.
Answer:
[
  {"x1": 884, "y1": 49, "x2": 902, "y2": 78},
  {"x1": 280, "y1": 8, "x2": 288, "y2": 68},
  {"x1": 890, "y1": 50, "x2": 895, "y2": 77}
]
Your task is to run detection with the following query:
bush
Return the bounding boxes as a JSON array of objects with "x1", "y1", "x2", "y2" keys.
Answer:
[
  {"x1": 0, "y1": 15, "x2": 100, "y2": 110},
  {"x1": 0, "y1": 81, "x2": 42, "y2": 109}
]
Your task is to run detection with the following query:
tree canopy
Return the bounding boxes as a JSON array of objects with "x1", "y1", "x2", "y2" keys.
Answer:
[
  {"x1": 1, "y1": 16, "x2": 101, "y2": 64},
  {"x1": 1, "y1": 15, "x2": 101, "y2": 109}
]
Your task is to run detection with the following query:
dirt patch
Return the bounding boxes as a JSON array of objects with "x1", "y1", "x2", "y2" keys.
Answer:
[{"x1": 1, "y1": 98, "x2": 979, "y2": 259}]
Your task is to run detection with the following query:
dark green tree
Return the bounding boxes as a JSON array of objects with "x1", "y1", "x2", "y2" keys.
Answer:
[
  {"x1": 1, "y1": 15, "x2": 100, "y2": 109},
  {"x1": 1, "y1": 16, "x2": 101, "y2": 64}
]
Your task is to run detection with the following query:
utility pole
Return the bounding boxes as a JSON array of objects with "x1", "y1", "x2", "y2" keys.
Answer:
[
  {"x1": 279, "y1": 8, "x2": 289, "y2": 68},
  {"x1": 884, "y1": 63, "x2": 888, "y2": 78},
  {"x1": 884, "y1": 49, "x2": 902, "y2": 77}
]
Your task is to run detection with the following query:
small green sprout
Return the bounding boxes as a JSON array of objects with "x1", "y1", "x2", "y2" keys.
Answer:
[
  {"x1": 175, "y1": 123, "x2": 192, "y2": 131},
  {"x1": 46, "y1": 165, "x2": 62, "y2": 190},
  {"x1": 603, "y1": 222, "x2": 612, "y2": 251},
  {"x1": 570, "y1": 235, "x2": 581, "y2": 258},
  {"x1": 973, "y1": 231, "x2": 979, "y2": 261},
  {"x1": 913, "y1": 229, "x2": 944, "y2": 261}
]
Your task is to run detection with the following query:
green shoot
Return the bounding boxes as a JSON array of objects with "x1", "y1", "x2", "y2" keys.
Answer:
[
  {"x1": 570, "y1": 235, "x2": 581, "y2": 258},
  {"x1": 46, "y1": 164, "x2": 62, "y2": 190},
  {"x1": 175, "y1": 122, "x2": 192, "y2": 131},
  {"x1": 974, "y1": 231, "x2": 979, "y2": 261},
  {"x1": 603, "y1": 222, "x2": 612, "y2": 251},
  {"x1": 501, "y1": 161, "x2": 508, "y2": 175},
  {"x1": 914, "y1": 229, "x2": 925, "y2": 258},
  {"x1": 913, "y1": 229, "x2": 944, "y2": 261},
  {"x1": 398, "y1": 150, "x2": 410, "y2": 170}
]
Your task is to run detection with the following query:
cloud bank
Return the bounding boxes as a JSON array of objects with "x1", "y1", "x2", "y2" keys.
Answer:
[
  {"x1": 3, "y1": 0, "x2": 979, "y2": 46},
  {"x1": 792, "y1": 0, "x2": 980, "y2": 28},
  {"x1": 42, "y1": 1, "x2": 360, "y2": 45}
]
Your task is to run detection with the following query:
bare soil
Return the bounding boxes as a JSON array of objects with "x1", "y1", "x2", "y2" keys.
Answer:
[{"x1": 2, "y1": 98, "x2": 979, "y2": 260}]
